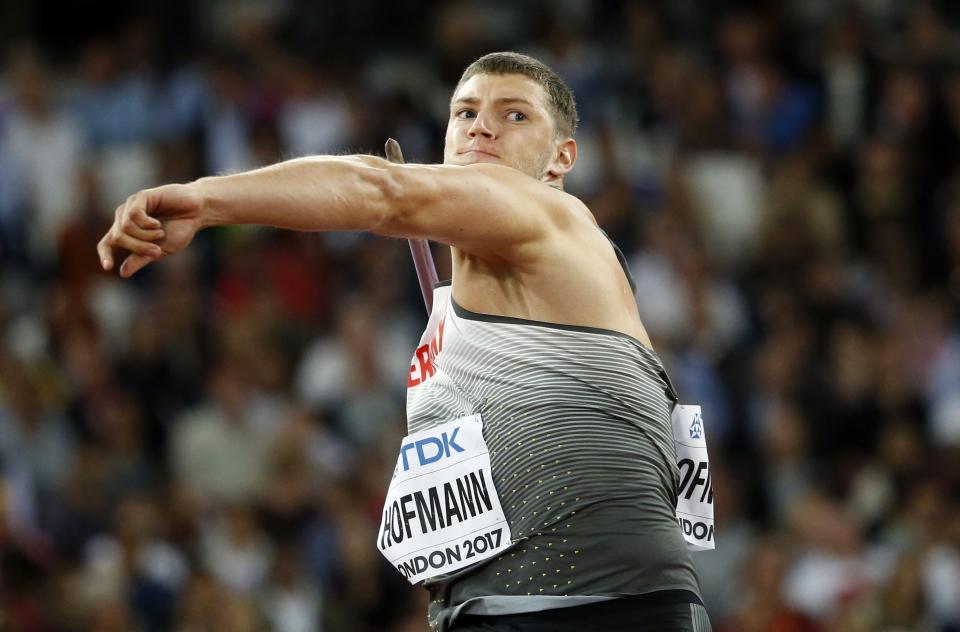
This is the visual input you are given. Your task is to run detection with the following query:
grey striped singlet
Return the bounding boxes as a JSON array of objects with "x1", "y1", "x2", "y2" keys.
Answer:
[{"x1": 404, "y1": 275, "x2": 702, "y2": 631}]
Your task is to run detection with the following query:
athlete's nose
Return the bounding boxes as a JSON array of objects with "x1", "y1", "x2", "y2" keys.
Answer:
[{"x1": 467, "y1": 112, "x2": 496, "y2": 139}]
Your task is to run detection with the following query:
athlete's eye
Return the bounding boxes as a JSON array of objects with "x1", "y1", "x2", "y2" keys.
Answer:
[
  {"x1": 456, "y1": 109, "x2": 476, "y2": 120},
  {"x1": 506, "y1": 111, "x2": 526, "y2": 122}
]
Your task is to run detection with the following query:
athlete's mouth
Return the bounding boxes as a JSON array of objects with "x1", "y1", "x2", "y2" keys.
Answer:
[{"x1": 459, "y1": 149, "x2": 499, "y2": 158}]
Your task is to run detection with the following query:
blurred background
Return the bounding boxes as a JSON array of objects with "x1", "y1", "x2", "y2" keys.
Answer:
[{"x1": 1, "y1": 0, "x2": 959, "y2": 630}]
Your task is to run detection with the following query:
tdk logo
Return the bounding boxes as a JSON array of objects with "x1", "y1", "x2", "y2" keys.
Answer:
[
  {"x1": 689, "y1": 413, "x2": 703, "y2": 439},
  {"x1": 399, "y1": 427, "x2": 465, "y2": 471}
]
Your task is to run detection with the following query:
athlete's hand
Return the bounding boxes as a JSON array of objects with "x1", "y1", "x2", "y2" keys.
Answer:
[{"x1": 97, "y1": 183, "x2": 204, "y2": 278}]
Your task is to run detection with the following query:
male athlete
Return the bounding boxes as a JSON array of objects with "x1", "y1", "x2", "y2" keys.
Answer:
[{"x1": 98, "y1": 52, "x2": 712, "y2": 631}]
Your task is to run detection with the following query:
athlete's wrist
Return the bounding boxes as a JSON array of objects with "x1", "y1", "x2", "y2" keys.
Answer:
[{"x1": 189, "y1": 178, "x2": 223, "y2": 230}]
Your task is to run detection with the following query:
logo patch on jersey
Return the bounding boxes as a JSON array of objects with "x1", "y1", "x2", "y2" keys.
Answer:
[
  {"x1": 408, "y1": 316, "x2": 445, "y2": 387},
  {"x1": 689, "y1": 412, "x2": 703, "y2": 439},
  {"x1": 398, "y1": 426, "x2": 465, "y2": 471}
]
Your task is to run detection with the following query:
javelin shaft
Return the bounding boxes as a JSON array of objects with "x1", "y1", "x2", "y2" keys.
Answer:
[{"x1": 385, "y1": 138, "x2": 439, "y2": 315}]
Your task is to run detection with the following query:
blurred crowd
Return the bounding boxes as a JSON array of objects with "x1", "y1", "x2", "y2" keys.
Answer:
[{"x1": 1, "y1": 0, "x2": 959, "y2": 631}]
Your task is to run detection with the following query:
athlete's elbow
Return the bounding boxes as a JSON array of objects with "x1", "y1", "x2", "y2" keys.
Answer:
[
  {"x1": 369, "y1": 163, "x2": 426, "y2": 237},
  {"x1": 340, "y1": 158, "x2": 396, "y2": 232}
]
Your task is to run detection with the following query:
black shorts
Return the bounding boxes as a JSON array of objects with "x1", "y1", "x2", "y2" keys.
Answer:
[{"x1": 449, "y1": 590, "x2": 712, "y2": 632}]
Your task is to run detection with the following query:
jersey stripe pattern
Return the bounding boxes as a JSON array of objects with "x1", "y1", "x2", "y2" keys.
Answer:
[{"x1": 407, "y1": 283, "x2": 701, "y2": 631}]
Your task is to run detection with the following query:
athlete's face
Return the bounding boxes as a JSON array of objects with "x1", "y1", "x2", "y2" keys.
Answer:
[{"x1": 444, "y1": 73, "x2": 576, "y2": 185}]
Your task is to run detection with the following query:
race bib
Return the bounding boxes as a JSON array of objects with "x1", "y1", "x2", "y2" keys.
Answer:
[
  {"x1": 672, "y1": 405, "x2": 715, "y2": 551},
  {"x1": 377, "y1": 415, "x2": 512, "y2": 584}
]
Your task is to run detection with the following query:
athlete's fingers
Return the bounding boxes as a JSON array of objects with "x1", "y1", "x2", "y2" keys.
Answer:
[
  {"x1": 385, "y1": 138, "x2": 405, "y2": 164},
  {"x1": 114, "y1": 203, "x2": 164, "y2": 242},
  {"x1": 97, "y1": 235, "x2": 116, "y2": 271},
  {"x1": 104, "y1": 229, "x2": 163, "y2": 260},
  {"x1": 115, "y1": 201, "x2": 161, "y2": 229},
  {"x1": 120, "y1": 222, "x2": 165, "y2": 242},
  {"x1": 118, "y1": 252, "x2": 157, "y2": 278},
  {"x1": 130, "y1": 204, "x2": 162, "y2": 229}
]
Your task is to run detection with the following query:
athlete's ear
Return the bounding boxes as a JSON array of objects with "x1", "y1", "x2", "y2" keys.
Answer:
[{"x1": 545, "y1": 138, "x2": 577, "y2": 186}]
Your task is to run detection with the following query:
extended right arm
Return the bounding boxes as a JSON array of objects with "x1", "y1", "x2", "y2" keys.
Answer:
[{"x1": 98, "y1": 154, "x2": 576, "y2": 277}]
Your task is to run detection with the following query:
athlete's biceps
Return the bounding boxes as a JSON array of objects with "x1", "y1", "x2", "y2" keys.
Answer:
[
  {"x1": 411, "y1": 172, "x2": 540, "y2": 245},
  {"x1": 374, "y1": 164, "x2": 546, "y2": 250}
]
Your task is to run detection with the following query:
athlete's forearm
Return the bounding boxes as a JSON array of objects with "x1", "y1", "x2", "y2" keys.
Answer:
[
  {"x1": 185, "y1": 152, "x2": 558, "y2": 256},
  {"x1": 194, "y1": 154, "x2": 401, "y2": 233}
]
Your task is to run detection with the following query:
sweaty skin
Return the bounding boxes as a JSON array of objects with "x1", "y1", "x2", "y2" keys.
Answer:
[{"x1": 98, "y1": 72, "x2": 653, "y2": 350}]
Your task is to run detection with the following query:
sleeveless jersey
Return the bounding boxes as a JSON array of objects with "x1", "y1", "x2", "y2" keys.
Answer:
[{"x1": 405, "y1": 282, "x2": 702, "y2": 631}]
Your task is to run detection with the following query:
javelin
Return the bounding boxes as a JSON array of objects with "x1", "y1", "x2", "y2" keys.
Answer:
[{"x1": 385, "y1": 138, "x2": 439, "y2": 314}]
